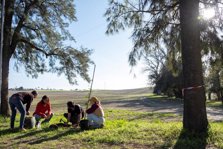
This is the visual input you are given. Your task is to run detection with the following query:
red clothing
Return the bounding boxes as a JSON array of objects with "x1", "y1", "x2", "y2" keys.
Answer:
[
  {"x1": 86, "y1": 103, "x2": 99, "y2": 114},
  {"x1": 33, "y1": 101, "x2": 52, "y2": 118}
]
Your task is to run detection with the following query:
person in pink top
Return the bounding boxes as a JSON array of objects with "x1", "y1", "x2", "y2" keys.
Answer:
[
  {"x1": 86, "y1": 96, "x2": 105, "y2": 128},
  {"x1": 33, "y1": 95, "x2": 53, "y2": 128}
]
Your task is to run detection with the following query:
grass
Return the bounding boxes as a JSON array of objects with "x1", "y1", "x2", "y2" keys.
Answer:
[
  {"x1": 0, "y1": 109, "x2": 223, "y2": 149},
  {"x1": 207, "y1": 100, "x2": 223, "y2": 108},
  {"x1": 2, "y1": 89, "x2": 222, "y2": 148}
]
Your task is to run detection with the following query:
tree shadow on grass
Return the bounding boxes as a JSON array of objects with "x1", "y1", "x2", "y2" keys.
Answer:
[
  {"x1": 173, "y1": 129, "x2": 208, "y2": 149},
  {"x1": 28, "y1": 128, "x2": 82, "y2": 145},
  {"x1": 128, "y1": 112, "x2": 181, "y2": 122},
  {"x1": 14, "y1": 128, "x2": 53, "y2": 139},
  {"x1": 0, "y1": 128, "x2": 20, "y2": 136}
]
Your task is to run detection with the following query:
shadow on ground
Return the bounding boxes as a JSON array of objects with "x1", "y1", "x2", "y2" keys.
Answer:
[
  {"x1": 103, "y1": 97, "x2": 183, "y2": 113},
  {"x1": 173, "y1": 129, "x2": 208, "y2": 149},
  {"x1": 28, "y1": 128, "x2": 82, "y2": 145}
]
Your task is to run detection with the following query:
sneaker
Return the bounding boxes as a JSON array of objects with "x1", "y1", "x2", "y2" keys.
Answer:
[
  {"x1": 36, "y1": 122, "x2": 41, "y2": 129},
  {"x1": 72, "y1": 124, "x2": 78, "y2": 128},
  {"x1": 20, "y1": 128, "x2": 26, "y2": 131}
]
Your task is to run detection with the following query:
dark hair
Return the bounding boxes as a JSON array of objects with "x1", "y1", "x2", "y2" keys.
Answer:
[
  {"x1": 67, "y1": 101, "x2": 74, "y2": 108},
  {"x1": 41, "y1": 95, "x2": 49, "y2": 103},
  {"x1": 31, "y1": 90, "x2": 38, "y2": 96}
]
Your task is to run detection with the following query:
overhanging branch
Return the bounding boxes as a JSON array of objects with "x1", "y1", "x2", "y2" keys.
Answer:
[{"x1": 19, "y1": 38, "x2": 60, "y2": 57}]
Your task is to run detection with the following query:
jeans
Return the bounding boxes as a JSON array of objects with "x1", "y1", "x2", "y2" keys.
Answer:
[
  {"x1": 87, "y1": 114, "x2": 105, "y2": 128},
  {"x1": 34, "y1": 113, "x2": 53, "y2": 124},
  {"x1": 9, "y1": 96, "x2": 26, "y2": 129}
]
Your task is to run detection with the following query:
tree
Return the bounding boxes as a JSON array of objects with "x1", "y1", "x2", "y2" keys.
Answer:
[
  {"x1": 153, "y1": 65, "x2": 183, "y2": 98},
  {"x1": 143, "y1": 48, "x2": 166, "y2": 85},
  {"x1": 180, "y1": 0, "x2": 208, "y2": 132},
  {"x1": 0, "y1": 0, "x2": 92, "y2": 116},
  {"x1": 143, "y1": 45, "x2": 183, "y2": 98},
  {"x1": 104, "y1": 0, "x2": 223, "y2": 132},
  {"x1": 205, "y1": 57, "x2": 223, "y2": 100}
]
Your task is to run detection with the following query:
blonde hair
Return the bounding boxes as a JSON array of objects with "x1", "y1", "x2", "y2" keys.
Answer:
[{"x1": 89, "y1": 96, "x2": 100, "y2": 104}]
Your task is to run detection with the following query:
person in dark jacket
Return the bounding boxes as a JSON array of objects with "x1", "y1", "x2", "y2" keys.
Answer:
[
  {"x1": 9, "y1": 90, "x2": 38, "y2": 131},
  {"x1": 64, "y1": 101, "x2": 84, "y2": 128}
]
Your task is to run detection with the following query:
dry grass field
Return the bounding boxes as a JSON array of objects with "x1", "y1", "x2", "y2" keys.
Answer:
[{"x1": 9, "y1": 87, "x2": 152, "y2": 113}]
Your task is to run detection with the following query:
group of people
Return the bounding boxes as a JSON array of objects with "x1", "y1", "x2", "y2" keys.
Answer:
[{"x1": 9, "y1": 90, "x2": 105, "y2": 131}]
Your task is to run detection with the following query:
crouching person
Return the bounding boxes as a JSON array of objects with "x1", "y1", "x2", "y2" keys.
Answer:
[
  {"x1": 64, "y1": 101, "x2": 84, "y2": 128},
  {"x1": 33, "y1": 95, "x2": 53, "y2": 128},
  {"x1": 86, "y1": 97, "x2": 105, "y2": 128},
  {"x1": 9, "y1": 90, "x2": 38, "y2": 131}
]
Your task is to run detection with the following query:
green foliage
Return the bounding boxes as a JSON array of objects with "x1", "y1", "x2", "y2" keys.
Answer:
[
  {"x1": 7, "y1": 0, "x2": 93, "y2": 84},
  {"x1": 105, "y1": 0, "x2": 223, "y2": 95},
  {"x1": 205, "y1": 54, "x2": 223, "y2": 100},
  {"x1": 153, "y1": 65, "x2": 183, "y2": 98},
  {"x1": 105, "y1": 0, "x2": 181, "y2": 67}
]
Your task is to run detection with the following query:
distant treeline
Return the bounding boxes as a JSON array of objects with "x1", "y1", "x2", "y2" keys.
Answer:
[{"x1": 9, "y1": 86, "x2": 78, "y2": 91}]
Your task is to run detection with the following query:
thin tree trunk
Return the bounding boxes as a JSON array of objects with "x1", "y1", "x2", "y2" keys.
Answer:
[
  {"x1": 180, "y1": 0, "x2": 208, "y2": 132},
  {"x1": 208, "y1": 92, "x2": 211, "y2": 100}
]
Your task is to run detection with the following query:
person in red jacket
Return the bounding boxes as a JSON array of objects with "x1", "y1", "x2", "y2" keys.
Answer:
[{"x1": 33, "y1": 95, "x2": 53, "y2": 128}]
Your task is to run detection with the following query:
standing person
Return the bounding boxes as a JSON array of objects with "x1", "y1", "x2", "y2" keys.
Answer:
[
  {"x1": 64, "y1": 101, "x2": 84, "y2": 128},
  {"x1": 33, "y1": 95, "x2": 53, "y2": 128},
  {"x1": 9, "y1": 90, "x2": 38, "y2": 131},
  {"x1": 86, "y1": 97, "x2": 105, "y2": 128}
]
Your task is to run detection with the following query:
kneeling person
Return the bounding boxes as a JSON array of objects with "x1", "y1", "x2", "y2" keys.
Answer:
[
  {"x1": 64, "y1": 101, "x2": 84, "y2": 127},
  {"x1": 33, "y1": 95, "x2": 53, "y2": 128}
]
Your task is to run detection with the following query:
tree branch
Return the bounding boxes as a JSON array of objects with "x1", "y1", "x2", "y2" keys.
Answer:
[
  {"x1": 19, "y1": 38, "x2": 60, "y2": 57},
  {"x1": 10, "y1": 0, "x2": 39, "y2": 55}
]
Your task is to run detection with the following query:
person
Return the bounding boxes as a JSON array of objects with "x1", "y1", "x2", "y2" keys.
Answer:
[
  {"x1": 64, "y1": 101, "x2": 84, "y2": 128},
  {"x1": 86, "y1": 96, "x2": 105, "y2": 128},
  {"x1": 9, "y1": 90, "x2": 38, "y2": 131},
  {"x1": 33, "y1": 95, "x2": 53, "y2": 128}
]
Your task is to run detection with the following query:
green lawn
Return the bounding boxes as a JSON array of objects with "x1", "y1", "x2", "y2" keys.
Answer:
[
  {"x1": 2, "y1": 89, "x2": 222, "y2": 148},
  {"x1": 207, "y1": 100, "x2": 223, "y2": 108},
  {"x1": 0, "y1": 109, "x2": 222, "y2": 149}
]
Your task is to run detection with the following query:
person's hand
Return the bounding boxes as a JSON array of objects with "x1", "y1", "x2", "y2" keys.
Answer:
[
  {"x1": 43, "y1": 114, "x2": 47, "y2": 118},
  {"x1": 26, "y1": 111, "x2": 30, "y2": 115}
]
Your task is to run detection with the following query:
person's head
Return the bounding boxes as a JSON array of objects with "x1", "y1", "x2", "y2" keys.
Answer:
[
  {"x1": 89, "y1": 96, "x2": 100, "y2": 105},
  {"x1": 31, "y1": 90, "x2": 38, "y2": 98},
  {"x1": 67, "y1": 101, "x2": 74, "y2": 108},
  {"x1": 41, "y1": 95, "x2": 49, "y2": 104}
]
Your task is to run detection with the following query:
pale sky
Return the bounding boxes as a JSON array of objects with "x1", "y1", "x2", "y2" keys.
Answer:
[{"x1": 9, "y1": 0, "x2": 148, "y2": 90}]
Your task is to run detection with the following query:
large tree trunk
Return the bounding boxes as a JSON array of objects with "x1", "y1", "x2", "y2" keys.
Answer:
[
  {"x1": 180, "y1": 0, "x2": 208, "y2": 132},
  {"x1": 1, "y1": 53, "x2": 10, "y2": 116},
  {"x1": 0, "y1": 0, "x2": 14, "y2": 116}
]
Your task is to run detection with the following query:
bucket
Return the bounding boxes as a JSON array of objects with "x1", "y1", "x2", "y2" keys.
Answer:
[
  {"x1": 79, "y1": 119, "x2": 89, "y2": 130},
  {"x1": 24, "y1": 116, "x2": 36, "y2": 129}
]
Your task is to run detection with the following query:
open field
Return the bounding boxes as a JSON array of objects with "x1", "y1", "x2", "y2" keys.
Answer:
[
  {"x1": 9, "y1": 87, "x2": 153, "y2": 113},
  {"x1": 1, "y1": 88, "x2": 223, "y2": 149}
]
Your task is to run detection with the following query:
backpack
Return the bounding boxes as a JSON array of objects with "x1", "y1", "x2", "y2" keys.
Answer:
[
  {"x1": 79, "y1": 119, "x2": 89, "y2": 130},
  {"x1": 75, "y1": 104, "x2": 85, "y2": 119}
]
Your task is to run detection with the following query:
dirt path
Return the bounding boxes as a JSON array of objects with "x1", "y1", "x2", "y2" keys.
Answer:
[{"x1": 102, "y1": 97, "x2": 223, "y2": 122}]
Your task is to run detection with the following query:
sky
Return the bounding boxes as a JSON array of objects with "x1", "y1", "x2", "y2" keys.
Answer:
[{"x1": 9, "y1": 0, "x2": 148, "y2": 90}]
